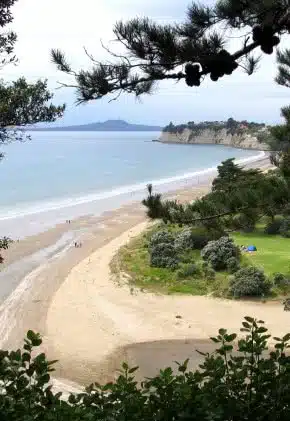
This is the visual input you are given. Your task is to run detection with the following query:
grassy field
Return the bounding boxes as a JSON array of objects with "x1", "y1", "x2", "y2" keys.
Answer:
[
  {"x1": 111, "y1": 224, "x2": 290, "y2": 298},
  {"x1": 111, "y1": 227, "x2": 215, "y2": 295},
  {"x1": 233, "y1": 230, "x2": 290, "y2": 276}
]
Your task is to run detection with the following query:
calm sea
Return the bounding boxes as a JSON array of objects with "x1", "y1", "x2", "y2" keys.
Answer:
[{"x1": 0, "y1": 131, "x2": 260, "y2": 236}]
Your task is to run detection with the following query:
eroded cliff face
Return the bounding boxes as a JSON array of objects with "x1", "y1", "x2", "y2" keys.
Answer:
[{"x1": 159, "y1": 128, "x2": 269, "y2": 150}]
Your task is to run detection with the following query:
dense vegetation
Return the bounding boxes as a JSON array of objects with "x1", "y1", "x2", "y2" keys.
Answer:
[
  {"x1": 162, "y1": 118, "x2": 266, "y2": 136},
  {"x1": 3, "y1": 318, "x2": 290, "y2": 420},
  {"x1": 143, "y1": 153, "x2": 290, "y2": 231},
  {"x1": 112, "y1": 220, "x2": 290, "y2": 298}
]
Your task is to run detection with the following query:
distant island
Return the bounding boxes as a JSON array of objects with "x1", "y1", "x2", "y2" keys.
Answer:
[{"x1": 29, "y1": 119, "x2": 162, "y2": 132}]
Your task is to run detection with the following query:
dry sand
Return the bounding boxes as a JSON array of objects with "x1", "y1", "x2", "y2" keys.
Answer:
[
  {"x1": 0, "y1": 155, "x2": 281, "y2": 393},
  {"x1": 45, "y1": 221, "x2": 290, "y2": 388}
]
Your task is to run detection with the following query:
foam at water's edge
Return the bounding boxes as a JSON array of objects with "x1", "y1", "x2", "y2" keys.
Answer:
[{"x1": 0, "y1": 151, "x2": 265, "y2": 221}]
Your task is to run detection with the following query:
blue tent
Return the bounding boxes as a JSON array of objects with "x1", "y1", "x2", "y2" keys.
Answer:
[{"x1": 247, "y1": 245, "x2": 257, "y2": 252}]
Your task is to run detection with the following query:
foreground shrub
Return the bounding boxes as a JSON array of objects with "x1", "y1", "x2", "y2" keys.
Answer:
[
  {"x1": 150, "y1": 243, "x2": 179, "y2": 269},
  {"x1": 176, "y1": 263, "x2": 200, "y2": 279},
  {"x1": 178, "y1": 250, "x2": 194, "y2": 264},
  {"x1": 4, "y1": 318, "x2": 290, "y2": 420},
  {"x1": 226, "y1": 257, "x2": 240, "y2": 274},
  {"x1": 273, "y1": 272, "x2": 290, "y2": 287},
  {"x1": 230, "y1": 266, "x2": 271, "y2": 297},
  {"x1": 202, "y1": 262, "x2": 216, "y2": 280},
  {"x1": 264, "y1": 218, "x2": 282, "y2": 235},
  {"x1": 201, "y1": 236, "x2": 240, "y2": 271},
  {"x1": 148, "y1": 229, "x2": 175, "y2": 249},
  {"x1": 279, "y1": 218, "x2": 290, "y2": 238},
  {"x1": 174, "y1": 229, "x2": 194, "y2": 252}
]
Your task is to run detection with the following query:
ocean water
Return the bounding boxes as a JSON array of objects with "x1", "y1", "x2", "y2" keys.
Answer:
[{"x1": 0, "y1": 131, "x2": 260, "y2": 237}]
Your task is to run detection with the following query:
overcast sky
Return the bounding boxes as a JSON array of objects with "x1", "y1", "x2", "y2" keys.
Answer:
[{"x1": 6, "y1": 0, "x2": 290, "y2": 126}]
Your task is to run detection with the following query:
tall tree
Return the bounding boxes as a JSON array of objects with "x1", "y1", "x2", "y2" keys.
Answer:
[
  {"x1": 142, "y1": 160, "x2": 290, "y2": 229},
  {"x1": 0, "y1": 0, "x2": 65, "y2": 261},
  {"x1": 51, "y1": 0, "x2": 290, "y2": 102},
  {"x1": 0, "y1": 0, "x2": 65, "y2": 146}
]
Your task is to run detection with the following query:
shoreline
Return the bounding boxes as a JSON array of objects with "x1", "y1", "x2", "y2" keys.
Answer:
[
  {"x1": 0, "y1": 153, "x2": 274, "y2": 392},
  {"x1": 0, "y1": 148, "x2": 264, "y2": 239},
  {"x1": 157, "y1": 139, "x2": 269, "y2": 152}
]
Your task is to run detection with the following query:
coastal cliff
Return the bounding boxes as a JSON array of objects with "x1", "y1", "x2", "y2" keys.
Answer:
[{"x1": 159, "y1": 120, "x2": 270, "y2": 150}]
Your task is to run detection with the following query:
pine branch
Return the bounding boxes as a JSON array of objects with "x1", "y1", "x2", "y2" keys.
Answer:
[
  {"x1": 276, "y1": 48, "x2": 290, "y2": 87},
  {"x1": 52, "y1": 0, "x2": 290, "y2": 102}
]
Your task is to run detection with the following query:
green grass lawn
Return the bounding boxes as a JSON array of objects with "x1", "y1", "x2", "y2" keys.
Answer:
[{"x1": 232, "y1": 230, "x2": 290, "y2": 276}]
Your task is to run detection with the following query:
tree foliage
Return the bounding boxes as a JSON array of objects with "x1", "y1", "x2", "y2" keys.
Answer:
[
  {"x1": 226, "y1": 256, "x2": 241, "y2": 274},
  {"x1": 142, "y1": 159, "x2": 290, "y2": 230},
  {"x1": 0, "y1": 0, "x2": 18, "y2": 68},
  {"x1": 150, "y1": 242, "x2": 179, "y2": 269},
  {"x1": 230, "y1": 266, "x2": 271, "y2": 297},
  {"x1": 0, "y1": 0, "x2": 65, "y2": 261},
  {"x1": 0, "y1": 0, "x2": 65, "y2": 145},
  {"x1": 163, "y1": 118, "x2": 266, "y2": 135},
  {"x1": 4, "y1": 318, "x2": 290, "y2": 420},
  {"x1": 148, "y1": 229, "x2": 175, "y2": 250},
  {"x1": 276, "y1": 48, "x2": 290, "y2": 88},
  {"x1": 0, "y1": 78, "x2": 65, "y2": 143},
  {"x1": 52, "y1": 0, "x2": 290, "y2": 102},
  {"x1": 201, "y1": 236, "x2": 240, "y2": 271},
  {"x1": 269, "y1": 106, "x2": 290, "y2": 179},
  {"x1": 174, "y1": 228, "x2": 194, "y2": 252},
  {"x1": 279, "y1": 217, "x2": 290, "y2": 238}
]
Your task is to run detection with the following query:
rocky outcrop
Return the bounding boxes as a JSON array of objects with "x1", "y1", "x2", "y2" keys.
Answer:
[{"x1": 159, "y1": 128, "x2": 269, "y2": 150}]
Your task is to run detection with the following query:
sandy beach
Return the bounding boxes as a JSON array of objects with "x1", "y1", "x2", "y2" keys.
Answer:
[{"x1": 1, "y1": 154, "x2": 283, "y2": 393}]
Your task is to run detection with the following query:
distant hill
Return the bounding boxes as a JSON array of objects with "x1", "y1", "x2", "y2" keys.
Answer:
[{"x1": 30, "y1": 119, "x2": 162, "y2": 132}]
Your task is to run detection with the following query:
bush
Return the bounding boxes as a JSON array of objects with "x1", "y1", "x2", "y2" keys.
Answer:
[
  {"x1": 176, "y1": 263, "x2": 200, "y2": 279},
  {"x1": 273, "y1": 272, "x2": 290, "y2": 287},
  {"x1": 189, "y1": 228, "x2": 226, "y2": 250},
  {"x1": 264, "y1": 218, "x2": 283, "y2": 235},
  {"x1": 150, "y1": 243, "x2": 179, "y2": 269},
  {"x1": 201, "y1": 262, "x2": 216, "y2": 280},
  {"x1": 204, "y1": 266, "x2": 216, "y2": 281},
  {"x1": 4, "y1": 318, "x2": 290, "y2": 420},
  {"x1": 279, "y1": 218, "x2": 290, "y2": 238},
  {"x1": 174, "y1": 229, "x2": 194, "y2": 252},
  {"x1": 226, "y1": 257, "x2": 240, "y2": 274},
  {"x1": 201, "y1": 236, "x2": 240, "y2": 271},
  {"x1": 230, "y1": 266, "x2": 271, "y2": 297},
  {"x1": 179, "y1": 250, "x2": 194, "y2": 264},
  {"x1": 149, "y1": 229, "x2": 175, "y2": 250},
  {"x1": 191, "y1": 233, "x2": 209, "y2": 249}
]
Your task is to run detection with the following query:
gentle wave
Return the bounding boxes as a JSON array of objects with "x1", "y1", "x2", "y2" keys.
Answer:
[{"x1": 0, "y1": 151, "x2": 265, "y2": 221}]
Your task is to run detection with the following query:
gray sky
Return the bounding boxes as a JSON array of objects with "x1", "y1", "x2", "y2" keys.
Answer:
[{"x1": 6, "y1": 0, "x2": 290, "y2": 126}]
